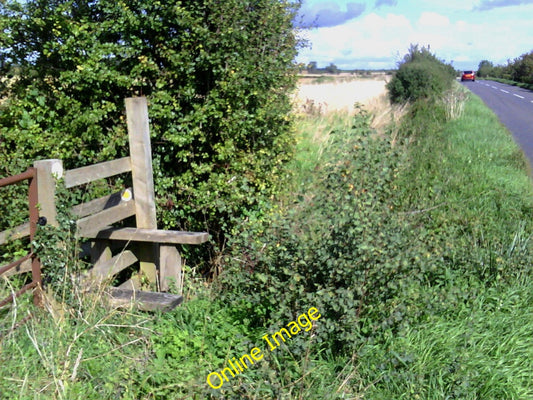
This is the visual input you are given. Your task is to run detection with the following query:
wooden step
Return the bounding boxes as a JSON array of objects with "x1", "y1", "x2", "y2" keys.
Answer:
[
  {"x1": 108, "y1": 288, "x2": 183, "y2": 312},
  {"x1": 85, "y1": 227, "x2": 209, "y2": 245},
  {"x1": 88, "y1": 250, "x2": 138, "y2": 282}
]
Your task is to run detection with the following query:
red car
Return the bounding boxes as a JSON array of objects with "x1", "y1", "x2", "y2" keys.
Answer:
[{"x1": 461, "y1": 70, "x2": 475, "y2": 81}]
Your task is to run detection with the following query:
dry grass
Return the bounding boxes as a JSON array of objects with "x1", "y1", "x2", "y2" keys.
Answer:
[
  {"x1": 366, "y1": 92, "x2": 409, "y2": 140},
  {"x1": 292, "y1": 77, "x2": 408, "y2": 143}
]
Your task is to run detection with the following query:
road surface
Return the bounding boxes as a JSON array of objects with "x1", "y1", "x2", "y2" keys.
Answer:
[{"x1": 461, "y1": 80, "x2": 533, "y2": 165}]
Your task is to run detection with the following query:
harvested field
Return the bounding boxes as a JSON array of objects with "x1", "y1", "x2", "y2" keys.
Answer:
[{"x1": 293, "y1": 76, "x2": 389, "y2": 115}]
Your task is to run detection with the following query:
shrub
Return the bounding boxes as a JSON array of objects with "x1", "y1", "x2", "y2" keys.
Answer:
[
  {"x1": 510, "y1": 50, "x2": 533, "y2": 84},
  {"x1": 477, "y1": 59, "x2": 494, "y2": 77},
  {"x1": 388, "y1": 45, "x2": 455, "y2": 103}
]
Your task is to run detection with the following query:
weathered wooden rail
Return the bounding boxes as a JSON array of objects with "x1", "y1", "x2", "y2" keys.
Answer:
[{"x1": 1, "y1": 97, "x2": 209, "y2": 312}]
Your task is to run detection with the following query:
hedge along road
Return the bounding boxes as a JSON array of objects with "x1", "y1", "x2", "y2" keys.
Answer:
[{"x1": 461, "y1": 80, "x2": 533, "y2": 166}]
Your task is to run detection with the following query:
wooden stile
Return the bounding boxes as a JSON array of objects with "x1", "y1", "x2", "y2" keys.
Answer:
[
  {"x1": 125, "y1": 97, "x2": 159, "y2": 286},
  {"x1": 64, "y1": 157, "x2": 131, "y2": 188},
  {"x1": 13, "y1": 96, "x2": 209, "y2": 311}
]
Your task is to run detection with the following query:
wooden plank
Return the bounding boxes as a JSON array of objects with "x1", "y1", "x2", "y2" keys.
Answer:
[
  {"x1": 64, "y1": 157, "x2": 131, "y2": 188},
  {"x1": 90, "y1": 250, "x2": 138, "y2": 279},
  {"x1": 125, "y1": 97, "x2": 157, "y2": 229},
  {"x1": 0, "y1": 222, "x2": 30, "y2": 245},
  {"x1": 117, "y1": 276, "x2": 141, "y2": 291},
  {"x1": 86, "y1": 227, "x2": 209, "y2": 245},
  {"x1": 108, "y1": 288, "x2": 183, "y2": 312},
  {"x1": 125, "y1": 97, "x2": 158, "y2": 284},
  {"x1": 1, "y1": 257, "x2": 32, "y2": 277},
  {"x1": 159, "y1": 245, "x2": 182, "y2": 293},
  {"x1": 91, "y1": 240, "x2": 112, "y2": 268},
  {"x1": 71, "y1": 189, "x2": 133, "y2": 218},
  {"x1": 76, "y1": 201, "x2": 136, "y2": 237},
  {"x1": 34, "y1": 159, "x2": 63, "y2": 227}
]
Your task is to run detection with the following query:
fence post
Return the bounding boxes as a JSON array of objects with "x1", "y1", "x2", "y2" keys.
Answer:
[
  {"x1": 34, "y1": 159, "x2": 63, "y2": 227},
  {"x1": 125, "y1": 97, "x2": 159, "y2": 287}
]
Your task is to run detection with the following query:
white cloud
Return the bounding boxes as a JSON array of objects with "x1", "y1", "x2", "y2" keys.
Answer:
[
  {"x1": 297, "y1": 12, "x2": 414, "y2": 68},
  {"x1": 417, "y1": 12, "x2": 450, "y2": 27},
  {"x1": 296, "y1": 2, "x2": 533, "y2": 70}
]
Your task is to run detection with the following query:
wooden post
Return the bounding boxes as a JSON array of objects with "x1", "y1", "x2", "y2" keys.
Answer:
[
  {"x1": 125, "y1": 97, "x2": 159, "y2": 287},
  {"x1": 160, "y1": 245, "x2": 183, "y2": 294},
  {"x1": 33, "y1": 159, "x2": 63, "y2": 227},
  {"x1": 91, "y1": 240, "x2": 112, "y2": 269}
]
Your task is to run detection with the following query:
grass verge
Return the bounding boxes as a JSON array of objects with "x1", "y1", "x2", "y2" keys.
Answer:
[
  {"x1": 357, "y1": 85, "x2": 533, "y2": 398},
  {"x1": 480, "y1": 77, "x2": 533, "y2": 91}
]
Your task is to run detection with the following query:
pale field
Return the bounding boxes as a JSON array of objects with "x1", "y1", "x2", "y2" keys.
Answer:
[
  {"x1": 293, "y1": 76, "x2": 406, "y2": 135},
  {"x1": 293, "y1": 76, "x2": 389, "y2": 115}
]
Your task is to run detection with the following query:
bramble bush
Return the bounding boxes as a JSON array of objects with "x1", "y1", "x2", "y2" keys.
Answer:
[{"x1": 218, "y1": 108, "x2": 427, "y2": 354}]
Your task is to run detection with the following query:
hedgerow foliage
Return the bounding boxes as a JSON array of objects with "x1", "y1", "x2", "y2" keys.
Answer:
[
  {"x1": 0, "y1": 0, "x2": 300, "y2": 256},
  {"x1": 387, "y1": 44, "x2": 455, "y2": 103},
  {"x1": 478, "y1": 50, "x2": 533, "y2": 85}
]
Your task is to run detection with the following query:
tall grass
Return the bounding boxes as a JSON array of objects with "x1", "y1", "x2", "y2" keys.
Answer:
[
  {"x1": 290, "y1": 111, "x2": 351, "y2": 186},
  {"x1": 356, "y1": 84, "x2": 533, "y2": 398},
  {"x1": 358, "y1": 280, "x2": 533, "y2": 399}
]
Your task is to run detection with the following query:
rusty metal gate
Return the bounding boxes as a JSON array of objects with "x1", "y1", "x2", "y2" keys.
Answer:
[{"x1": 0, "y1": 168, "x2": 42, "y2": 308}]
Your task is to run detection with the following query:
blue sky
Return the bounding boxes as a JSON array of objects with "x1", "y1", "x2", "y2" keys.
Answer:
[{"x1": 295, "y1": 0, "x2": 533, "y2": 70}]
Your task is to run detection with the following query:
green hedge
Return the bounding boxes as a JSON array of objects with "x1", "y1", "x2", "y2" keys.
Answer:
[
  {"x1": 387, "y1": 45, "x2": 455, "y2": 103},
  {"x1": 0, "y1": 0, "x2": 301, "y2": 267}
]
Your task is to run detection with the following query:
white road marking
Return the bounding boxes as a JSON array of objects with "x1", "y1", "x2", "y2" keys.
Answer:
[
  {"x1": 492, "y1": 86, "x2": 498, "y2": 89},
  {"x1": 513, "y1": 94, "x2": 525, "y2": 99},
  {"x1": 500, "y1": 89, "x2": 509, "y2": 93}
]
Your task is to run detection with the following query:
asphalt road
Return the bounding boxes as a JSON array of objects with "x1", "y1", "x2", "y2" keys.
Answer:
[{"x1": 460, "y1": 80, "x2": 533, "y2": 165}]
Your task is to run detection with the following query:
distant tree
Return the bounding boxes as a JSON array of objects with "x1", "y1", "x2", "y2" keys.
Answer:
[
  {"x1": 387, "y1": 44, "x2": 455, "y2": 103},
  {"x1": 325, "y1": 63, "x2": 339, "y2": 74},
  {"x1": 511, "y1": 51, "x2": 533, "y2": 84},
  {"x1": 477, "y1": 60, "x2": 494, "y2": 77},
  {"x1": 307, "y1": 61, "x2": 318, "y2": 73}
]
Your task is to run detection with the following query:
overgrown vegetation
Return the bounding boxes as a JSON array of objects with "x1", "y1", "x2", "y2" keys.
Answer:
[
  {"x1": 2, "y1": 81, "x2": 533, "y2": 398},
  {"x1": 2, "y1": 22, "x2": 533, "y2": 399}
]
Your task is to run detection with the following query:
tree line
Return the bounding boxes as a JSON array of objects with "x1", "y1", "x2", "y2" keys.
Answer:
[{"x1": 477, "y1": 50, "x2": 533, "y2": 84}]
